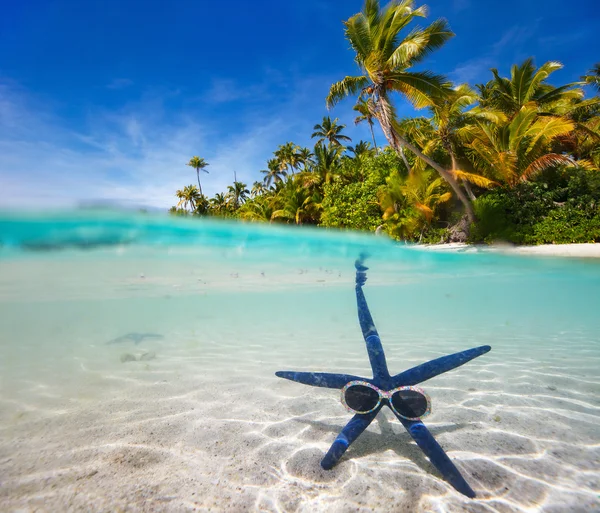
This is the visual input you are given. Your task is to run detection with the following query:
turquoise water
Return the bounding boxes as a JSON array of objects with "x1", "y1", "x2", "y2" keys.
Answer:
[{"x1": 1, "y1": 211, "x2": 599, "y2": 512}]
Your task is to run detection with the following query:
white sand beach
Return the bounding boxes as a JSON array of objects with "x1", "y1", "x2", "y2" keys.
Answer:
[
  {"x1": 1, "y1": 252, "x2": 599, "y2": 512},
  {"x1": 506, "y1": 243, "x2": 600, "y2": 258},
  {"x1": 418, "y1": 242, "x2": 600, "y2": 258}
]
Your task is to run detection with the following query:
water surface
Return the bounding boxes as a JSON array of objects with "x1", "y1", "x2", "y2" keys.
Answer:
[{"x1": 1, "y1": 211, "x2": 599, "y2": 512}]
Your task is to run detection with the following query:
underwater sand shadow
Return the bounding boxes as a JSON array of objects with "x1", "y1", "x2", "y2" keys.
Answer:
[
  {"x1": 107, "y1": 333, "x2": 164, "y2": 345},
  {"x1": 294, "y1": 414, "x2": 468, "y2": 478}
]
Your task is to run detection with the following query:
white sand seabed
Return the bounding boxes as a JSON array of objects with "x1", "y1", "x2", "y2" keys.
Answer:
[
  {"x1": 0, "y1": 254, "x2": 599, "y2": 512},
  {"x1": 1, "y1": 325, "x2": 599, "y2": 511}
]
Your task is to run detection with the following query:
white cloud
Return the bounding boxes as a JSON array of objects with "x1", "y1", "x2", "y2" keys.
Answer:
[
  {"x1": 450, "y1": 57, "x2": 495, "y2": 84},
  {"x1": 538, "y1": 28, "x2": 590, "y2": 47},
  {"x1": 203, "y1": 78, "x2": 266, "y2": 104},
  {"x1": 0, "y1": 73, "x2": 377, "y2": 211},
  {"x1": 491, "y1": 25, "x2": 533, "y2": 54},
  {"x1": 0, "y1": 81, "x2": 250, "y2": 209},
  {"x1": 450, "y1": 23, "x2": 539, "y2": 85}
]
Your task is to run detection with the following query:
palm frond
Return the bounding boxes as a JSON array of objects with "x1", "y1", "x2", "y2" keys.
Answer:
[
  {"x1": 570, "y1": 158, "x2": 597, "y2": 170},
  {"x1": 438, "y1": 192, "x2": 452, "y2": 203},
  {"x1": 527, "y1": 116, "x2": 575, "y2": 154},
  {"x1": 448, "y1": 84, "x2": 478, "y2": 111},
  {"x1": 414, "y1": 202, "x2": 434, "y2": 221},
  {"x1": 527, "y1": 61, "x2": 563, "y2": 101},
  {"x1": 451, "y1": 170, "x2": 500, "y2": 188},
  {"x1": 390, "y1": 70, "x2": 451, "y2": 109},
  {"x1": 465, "y1": 107, "x2": 507, "y2": 124},
  {"x1": 582, "y1": 63, "x2": 600, "y2": 92},
  {"x1": 510, "y1": 57, "x2": 536, "y2": 106},
  {"x1": 535, "y1": 83, "x2": 583, "y2": 107},
  {"x1": 326, "y1": 76, "x2": 370, "y2": 108},
  {"x1": 344, "y1": 13, "x2": 374, "y2": 64},
  {"x1": 521, "y1": 153, "x2": 573, "y2": 180},
  {"x1": 508, "y1": 107, "x2": 538, "y2": 148},
  {"x1": 573, "y1": 120, "x2": 600, "y2": 141},
  {"x1": 389, "y1": 19, "x2": 454, "y2": 68},
  {"x1": 380, "y1": 0, "x2": 426, "y2": 57},
  {"x1": 455, "y1": 124, "x2": 482, "y2": 142},
  {"x1": 490, "y1": 67, "x2": 515, "y2": 110},
  {"x1": 364, "y1": 0, "x2": 383, "y2": 28}
]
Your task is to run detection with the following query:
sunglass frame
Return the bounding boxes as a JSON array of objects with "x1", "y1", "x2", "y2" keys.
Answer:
[{"x1": 341, "y1": 380, "x2": 432, "y2": 420}]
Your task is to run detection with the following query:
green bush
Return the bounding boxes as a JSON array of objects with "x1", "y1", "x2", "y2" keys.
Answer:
[
  {"x1": 470, "y1": 194, "x2": 523, "y2": 243},
  {"x1": 420, "y1": 226, "x2": 448, "y2": 244},
  {"x1": 525, "y1": 207, "x2": 600, "y2": 244},
  {"x1": 320, "y1": 150, "x2": 399, "y2": 231},
  {"x1": 320, "y1": 179, "x2": 382, "y2": 231},
  {"x1": 469, "y1": 170, "x2": 600, "y2": 244}
]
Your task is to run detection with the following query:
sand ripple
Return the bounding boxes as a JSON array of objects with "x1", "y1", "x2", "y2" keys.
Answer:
[{"x1": 1, "y1": 326, "x2": 599, "y2": 512}]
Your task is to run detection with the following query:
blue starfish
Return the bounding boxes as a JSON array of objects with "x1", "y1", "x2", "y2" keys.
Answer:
[{"x1": 276, "y1": 257, "x2": 491, "y2": 498}]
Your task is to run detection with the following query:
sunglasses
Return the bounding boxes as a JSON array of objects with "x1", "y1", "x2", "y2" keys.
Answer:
[{"x1": 341, "y1": 381, "x2": 431, "y2": 420}]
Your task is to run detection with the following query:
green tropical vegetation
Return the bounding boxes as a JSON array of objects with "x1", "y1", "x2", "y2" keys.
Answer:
[{"x1": 170, "y1": 0, "x2": 600, "y2": 245}]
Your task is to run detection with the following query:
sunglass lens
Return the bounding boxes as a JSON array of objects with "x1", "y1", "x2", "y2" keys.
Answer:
[
  {"x1": 391, "y1": 389, "x2": 428, "y2": 418},
  {"x1": 345, "y1": 385, "x2": 380, "y2": 413}
]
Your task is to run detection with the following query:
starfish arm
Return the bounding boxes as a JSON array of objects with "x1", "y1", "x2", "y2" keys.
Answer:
[
  {"x1": 275, "y1": 371, "x2": 364, "y2": 389},
  {"x1": 390, "y1": 345, "x2": 491, "y2": 387},
  {"x1": 355, "y1": 271, "x2": 378, "y2": 339},
  {"x1": 321, "y1": 406, "x2": 381, "y2": 470},
  {"x1": 355, "y1": 261, "x2": 390, "y2": 382},
  {"x1": 395, "y1": 415, "x2": 476, "y2": 498}
]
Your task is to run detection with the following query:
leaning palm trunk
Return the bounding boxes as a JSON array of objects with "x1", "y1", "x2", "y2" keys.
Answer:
[
  {"x1": 374, "y1": 93, "x2": 475, "y2": 222},
  {"x1": 450, "y1": 152, "x2": 476, "y2": 201}
]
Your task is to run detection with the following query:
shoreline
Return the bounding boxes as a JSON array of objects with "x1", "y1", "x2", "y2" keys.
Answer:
[{"x1": 415, "y1": 242, "x2": 600, "y2": 258}]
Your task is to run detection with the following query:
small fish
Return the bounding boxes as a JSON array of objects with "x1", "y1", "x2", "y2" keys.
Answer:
[{"x1": 107, "y1": 333, "x2": 164, "y2": 345}]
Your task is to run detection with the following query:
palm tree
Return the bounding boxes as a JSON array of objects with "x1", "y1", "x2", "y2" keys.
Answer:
[
  {"x1": 347, "y1": 140, "x2": 374, "y2": 159},
  {"x1": 186, "y1": 156, "x2": 209, "y2": 195},
  {"x1": 430, "y1": 85, "x2": 479, "y2": 170},
  {"x1": 311, "y1": 116, "x2": 352, "y2": 147},
  {"x1": 261, "y1": 158, "x2": 287, "y2": 187},
  {"x1": 400, "y1": 170, "x2": 452, "y2": 228},
  {"x1": 296, "y1": 147, "x2": 315, "y2": 172},
  {"x1": 326, "y1": 0, "x2": 475, "y2": 221},
  {"x1": 582, "y1": 63, "x2": 600, "y2": 92},
  {"x1": 271, "y1": 181, "x2": 320, "y2": 225},
  {"x1": 209, "y1": 193, "x2": 229, "y2": 215},
  {"x1": 553, "y1": 100, "x2": 600, "y2": 169},
  {"x1": 464, "y1": 106, "x2": 575, "y2": 186},
  {"x1": 401, "y1": 84, "x2": 500, "y2": 197},
  {"x1": 275, "y1": 142, "x2": 302, "y2": 175},
  {"x1": 169, "y1": 205, "x2": 187, "y2": 216},
  {"x1": 353, "y1": 98, "x2": 378, "y2": 151},
  {"x1": 378, "y1": 170, "x2": 451, "y2": 240},
  {"x1": 477, "y1": 58, "x2": 583, "y2": 117},
  {"x1": 226, "y1": 181, "x2": 250, "y2": 209},
  {"x1": 313, "y1": 142, "x2": 344, "y2": 184},
  {"x1": 239, "y1": 196, "x2": 275, "y2": 223},
  {"x1": 377, "y1": 172, "x2": 417, "y2": 239},
  {"x1": 176, "y1": 184, "x2": 201, "y2": 212},
  {"x1": 251, "y1": 181, "x2": 266, "y2": 197},
  {"x1": 477, "y1": 59, "x2": 597, "y2": 172},
  {"x1": 193, "y1": 194, "x2": 210, "y2": 215}
]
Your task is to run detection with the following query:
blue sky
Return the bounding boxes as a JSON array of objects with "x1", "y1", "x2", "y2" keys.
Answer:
[{"x1": 1, "y1": 0, "x2": 598, "y2": 209}]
